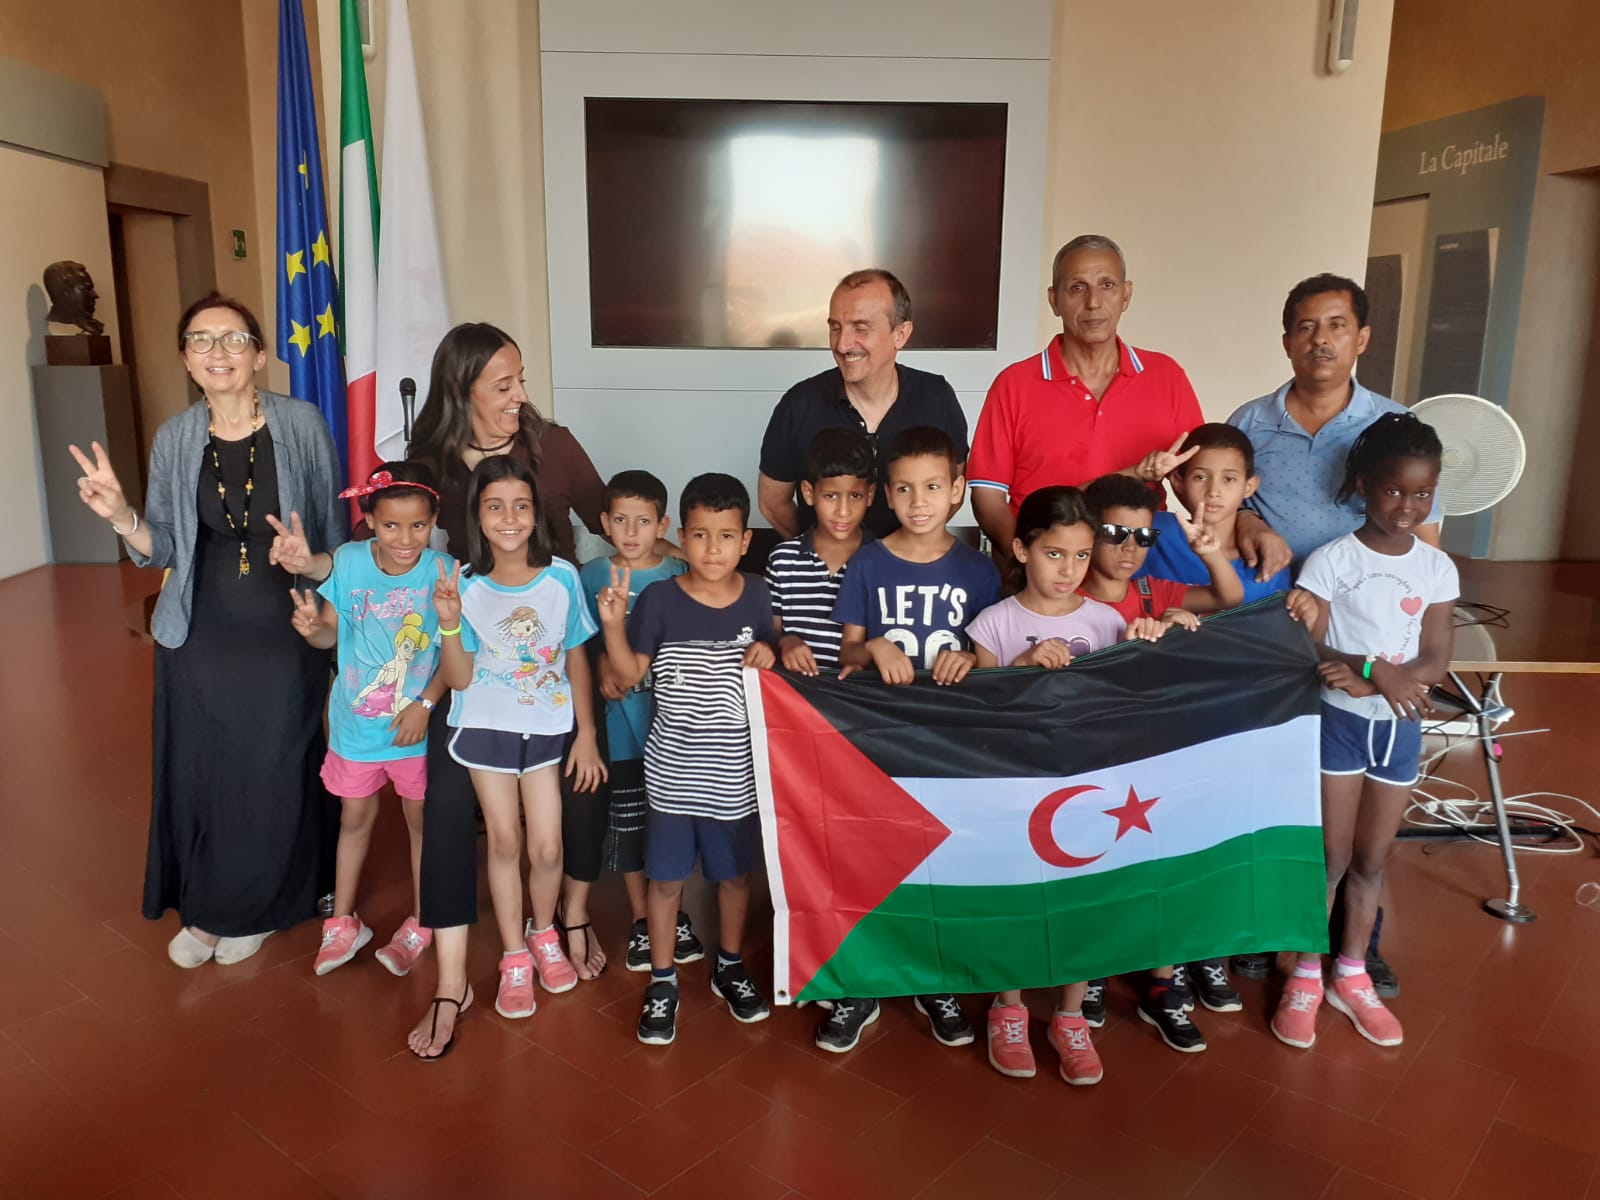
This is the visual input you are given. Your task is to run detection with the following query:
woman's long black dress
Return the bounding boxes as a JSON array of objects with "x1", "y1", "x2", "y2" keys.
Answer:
[{"x1": 142, "y1": 428, "x2": 337, "y2": 936}]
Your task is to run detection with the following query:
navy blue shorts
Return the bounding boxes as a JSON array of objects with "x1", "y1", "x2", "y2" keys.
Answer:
[
  {"x1": 644, "y1": 810, "x2": 759, "y2": 883},
  {"x1": 1319, "y1": 701, "x2": 1423, "y2": 787},
  {"x1": 447, "y1": 727, "x2": 567, "y2": 777}
]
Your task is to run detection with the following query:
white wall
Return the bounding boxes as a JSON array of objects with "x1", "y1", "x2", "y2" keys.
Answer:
[
  {"x1": 1039, "y1": 0, "x2": 1395, "y2": 419},
  {"x1": 0, "y1": 145, "x2": 120, "y2": 578}
]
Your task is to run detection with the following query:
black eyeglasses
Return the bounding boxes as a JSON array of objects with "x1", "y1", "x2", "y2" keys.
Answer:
[
  {"x1": 183, "y1": 331, "x2": 258, "y2": 355},
  {"x1": 1095, "y1": 523, "x2": 1162, "y2": 548}
]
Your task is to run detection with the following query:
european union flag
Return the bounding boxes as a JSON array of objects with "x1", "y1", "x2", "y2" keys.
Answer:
[{"x1": 277, "y1": 0, "x2": 347, "y2": 481}]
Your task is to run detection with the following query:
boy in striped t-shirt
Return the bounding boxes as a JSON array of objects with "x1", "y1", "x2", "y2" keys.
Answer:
[
  {"x1": 767, "y1": 428, "x2": 876, "y2": 676},
  {"x1": 597, "y1": 473, "x2": 780, "y2": 1047}
]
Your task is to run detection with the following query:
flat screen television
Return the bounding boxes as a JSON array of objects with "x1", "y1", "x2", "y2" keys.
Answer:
[{"x1": 584, "y1": 98, "x2": 1008, "y2": 350}]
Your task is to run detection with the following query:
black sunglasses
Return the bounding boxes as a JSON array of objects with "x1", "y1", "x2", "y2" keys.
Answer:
[{"x1": 1095, "y1": 523, "x2": 1162, "y2": 548}]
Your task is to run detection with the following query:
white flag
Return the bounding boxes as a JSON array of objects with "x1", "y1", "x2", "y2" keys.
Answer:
[{"x1": 374, "y1": 0, "x2": 450, "y2": 463}]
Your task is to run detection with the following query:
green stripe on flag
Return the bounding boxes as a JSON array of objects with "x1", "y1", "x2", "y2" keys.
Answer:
[
  {"x1": 337, "y1": 0, "x2": 378, "y2": 337},
  {"x1": 799, "y1": 825, "x2": 1328, "y2": 1001}
]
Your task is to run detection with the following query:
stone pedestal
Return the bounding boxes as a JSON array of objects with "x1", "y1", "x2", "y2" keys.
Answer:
[{"x1": 32, "y1": 364, "x2": 143, "y2": 564}]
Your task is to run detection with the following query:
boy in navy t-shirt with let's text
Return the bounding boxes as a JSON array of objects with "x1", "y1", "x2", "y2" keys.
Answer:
[
  {"x1": 833, "y1": 426, "x2": 1002, "y2": 1049},
  {"x1": 597, "y1": 473, "x2": 780, "y2": 1046}
]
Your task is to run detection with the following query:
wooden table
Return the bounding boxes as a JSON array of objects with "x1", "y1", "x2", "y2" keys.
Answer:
[{"x1": 1433, "y1": 560, "x2": 1600, "y2": 924}]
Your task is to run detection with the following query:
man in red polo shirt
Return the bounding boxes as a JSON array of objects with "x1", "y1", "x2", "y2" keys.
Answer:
[{"x1": 969, "y1": 235, "x2": 1203, "y2": 551}]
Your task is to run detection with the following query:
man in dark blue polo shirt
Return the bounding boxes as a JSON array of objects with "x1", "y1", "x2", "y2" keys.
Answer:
[{"x1": 758, "y1": 269, "x2": 969, "y2": 540}]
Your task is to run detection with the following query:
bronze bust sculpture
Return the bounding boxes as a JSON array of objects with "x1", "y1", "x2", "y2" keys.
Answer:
[{"x1": 44, "y1": 260, "x2": 105, "y2": 337}]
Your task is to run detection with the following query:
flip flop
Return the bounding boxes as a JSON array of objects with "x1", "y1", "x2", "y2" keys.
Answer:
[{"x1": 412, "y1": 987, "x2": 471, "y2": 1062}]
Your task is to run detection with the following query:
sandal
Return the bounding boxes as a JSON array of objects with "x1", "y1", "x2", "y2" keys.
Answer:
[
  {"x1": 412, "y1": 987, "x2": 471, "y2": 1062},
  {"x1": 558, "y1": 913, "x2": 607, "y2": 981}
]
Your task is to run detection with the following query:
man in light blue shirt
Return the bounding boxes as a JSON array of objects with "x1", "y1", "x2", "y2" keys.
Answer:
[{"x1": 1227, "y1": 273, "x2": 1442, "y2": 576}]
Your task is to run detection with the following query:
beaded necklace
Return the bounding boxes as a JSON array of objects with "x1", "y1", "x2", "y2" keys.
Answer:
[{"x1": 206, "y1": 389, "x2": 264, "y2": 578}]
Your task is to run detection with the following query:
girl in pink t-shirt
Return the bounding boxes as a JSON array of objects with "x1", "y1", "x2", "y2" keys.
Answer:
[{"x1": 969, "y1": 487, "x2": 1124, "y2": 1087}]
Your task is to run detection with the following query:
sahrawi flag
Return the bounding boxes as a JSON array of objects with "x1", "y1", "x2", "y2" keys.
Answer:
[{"x1": 747, "y1": 600, "x2": 1328, "y2": 1004}]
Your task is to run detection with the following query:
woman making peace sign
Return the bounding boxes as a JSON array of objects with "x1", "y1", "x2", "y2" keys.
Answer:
[{"x1": 70, "y1": 293, "x2": 346, "y2": 968}]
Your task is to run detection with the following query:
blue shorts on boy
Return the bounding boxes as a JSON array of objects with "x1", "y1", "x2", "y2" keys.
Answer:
[
  {"x1": 626, "y1": 573, "x2": 777, "y2": 880},
  {"x1": 830, "y1": 538, "x2": 1001, "y2": 668},
  {"x1": 447, "y1": 559, "x2": 597, "y2": 739},
  {"x1": 1318, "y1": 701, "x2": 1425, "y2": 787},
  {"x1": 1136, "y1": 510, "x2": 1291, "y2": 603},
  {"x1": 645, "y1": 810, "x2": 760, "y2": 883},
  {"x1": 579, "y1": 554, "x2": 687, "y2": 759},
  {"x1": 317, "y1": 540, "x2": 450, "y2": 763}
]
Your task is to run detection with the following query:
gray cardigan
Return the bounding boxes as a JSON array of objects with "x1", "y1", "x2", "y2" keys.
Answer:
[{"x1": 129, "y1": 390, "x2": 347, "y2": 648}]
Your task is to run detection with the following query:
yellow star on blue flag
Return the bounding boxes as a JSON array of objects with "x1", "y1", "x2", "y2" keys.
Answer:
[{"x1": 276, "y1": 0, "x2": 347, "y2": 478}]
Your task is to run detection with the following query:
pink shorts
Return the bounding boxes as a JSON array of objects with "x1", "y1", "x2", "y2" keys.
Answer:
[{"x1": 320, "y1": 750, "x2": 428, "y2": 802}]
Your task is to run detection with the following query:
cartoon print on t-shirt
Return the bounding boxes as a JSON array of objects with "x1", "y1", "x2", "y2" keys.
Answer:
[
  {"x1": 352, "y1": 612, "x2": 432, "y2": 718},
  {"x1": 485, "y1": 605, "x2": 566, "y2": 706}
]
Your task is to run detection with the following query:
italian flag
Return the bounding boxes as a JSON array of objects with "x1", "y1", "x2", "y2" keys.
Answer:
[
  {"x1": 747, "y1": 600, "x2": 1329, "y2": 1004},
  {"x1": 337, "y1": 0, "x2": 379, "y2": 487}
]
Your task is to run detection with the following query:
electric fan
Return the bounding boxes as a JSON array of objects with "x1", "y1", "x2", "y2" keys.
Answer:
[{"x1": 1409, "y1": 393, "x2": 1527, "y2": 515}]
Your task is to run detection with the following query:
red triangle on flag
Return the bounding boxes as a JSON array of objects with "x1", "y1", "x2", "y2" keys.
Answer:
[{"x1": 756, "y1": 673, "x2": 950, "y2": 1000}]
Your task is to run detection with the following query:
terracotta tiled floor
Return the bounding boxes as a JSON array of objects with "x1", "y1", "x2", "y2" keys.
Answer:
[{"x1": 3, "y1": 563, "x2": 1600, "y2": 1200}]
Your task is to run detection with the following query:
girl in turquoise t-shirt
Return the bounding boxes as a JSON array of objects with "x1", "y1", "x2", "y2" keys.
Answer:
[{"x1": 290, "y1": 463, "x2": 449, "y2": 979}]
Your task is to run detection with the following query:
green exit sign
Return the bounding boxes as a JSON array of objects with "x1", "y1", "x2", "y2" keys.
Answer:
[{"x1": 231, "y1": 229, "x2": 248, "y2": 260}]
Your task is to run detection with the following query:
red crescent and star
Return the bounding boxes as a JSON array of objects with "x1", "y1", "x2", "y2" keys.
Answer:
[{"x1": 1027, "y1": 784, "x2": 1160, "y2": 869}]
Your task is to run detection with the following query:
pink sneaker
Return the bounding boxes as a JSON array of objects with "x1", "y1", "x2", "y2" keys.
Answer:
[
  {"x1": 374, "y1": 917, "x2": 432, "y2": 977},
  {"x1": 1328, "y1": 972, "x2": 1404, "y2": 1046},
  {"x1": 314, "y1": 915, "x2": 373, "y2": 976},
  {"x1": 1271, "y1": 975, "x2": 1324, "y2": 1049},
  {"x1": 986, "y1": 1004, "x2": 1036, "y2": 1078},
  {"x1": 495, "y1": 950, "x2": 537, "y2": 1019},
  {"x1": 1047, "y1": 1013, "x2": 1103, "y2": 1086},
  {"x1": 525, "y1": 920, "x2": 578, "y2": 994}
]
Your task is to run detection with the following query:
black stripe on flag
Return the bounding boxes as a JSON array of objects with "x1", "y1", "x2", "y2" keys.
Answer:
[{"x1": 790, "y1": 598, "x2": 1318, "y2": 780}]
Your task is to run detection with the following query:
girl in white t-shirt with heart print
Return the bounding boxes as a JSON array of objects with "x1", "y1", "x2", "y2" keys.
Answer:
[{"x1": 1276, "y1": 412, "x2": 1457, "y2": 1053}]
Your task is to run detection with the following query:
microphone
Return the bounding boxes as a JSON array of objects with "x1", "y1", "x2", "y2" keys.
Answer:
[{"x1": 399, "y1": 377, "x2": 417, "y2": 445}]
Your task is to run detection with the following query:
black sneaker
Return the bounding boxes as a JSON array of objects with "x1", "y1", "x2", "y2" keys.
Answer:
[
  {"x1": 1168, "y1": 964, "x2": 1195, "y2": 1013},
  {"x1": 637, "y1": 980, "x2": 679, "y2": 1045},
  {"x1": 710, "y1": 961, "x2": 771, "y2": 1023},
  {"x1": 625, "y1": 919, "x2": 651, "y2": 972},
  {"x1": 814, "y1": 997, "x2": 880, "y2": 1053},
  {"x1": 1192, "y1": 959, "x2": 1243, "y2": 1012},
  {"x1": 913, "y1": 994, "x2": 975, "y2": 1046},
  {"x1": 1138, "y1": 990, "x2": 1207, "y2": 1053},
  {"x1": 1081, "y1": 979, "x2": 1107, "y2": 1029},
  {"x1": 1231, "y1": 953, "x2": 1272, "y2": 979},
  {"x1": 674, "y1": 911, "x2": 705, "y2": 965},
  {"x1": 1365, "y1": 950, "x2": 1400, "y2": 999}
]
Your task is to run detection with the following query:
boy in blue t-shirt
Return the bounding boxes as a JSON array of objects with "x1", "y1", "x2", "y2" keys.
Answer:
[
  {"x1": 1138, "y1": 422, "x2": 1291, "y2": 604},
  {"x1": 598, "y1": 473, "x2": 780, "y2": 1046},
  {"x1": 833, "y1": 426, "x2": 1001, "y2": 1050},
  {"x1": 578, "y1": 471, "x2": 691, "y2": 976}
]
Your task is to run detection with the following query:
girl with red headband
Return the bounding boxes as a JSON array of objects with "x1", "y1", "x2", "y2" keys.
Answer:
[{"x1": 288, "y1": 461, "x2": 453, "y2": 978}]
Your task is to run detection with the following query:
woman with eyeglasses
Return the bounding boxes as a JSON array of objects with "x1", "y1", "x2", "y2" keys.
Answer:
[{"x1": 69, "y1": 293, "x2": 345, "y2": 969}]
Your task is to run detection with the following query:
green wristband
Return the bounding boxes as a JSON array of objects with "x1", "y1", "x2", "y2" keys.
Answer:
[{"x1": 1361, "y1": 655, "x2": 1376, "y2": 679}]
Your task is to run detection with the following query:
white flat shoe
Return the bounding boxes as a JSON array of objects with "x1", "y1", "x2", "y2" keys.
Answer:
[
  {"x1": 214, "y1": 931, "x2": 272, "y2": 965},
  {"x1": 167, "y1": 927, "x2": 216, "y2": 969}
]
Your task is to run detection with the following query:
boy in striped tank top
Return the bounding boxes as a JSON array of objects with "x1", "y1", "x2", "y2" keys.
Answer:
[
  {"x1": 767, "y1": 428, "x2": 876, "y2": 676},
  {"x1": 597, "y1": 473, "x2": 781, "y2": 1047}
]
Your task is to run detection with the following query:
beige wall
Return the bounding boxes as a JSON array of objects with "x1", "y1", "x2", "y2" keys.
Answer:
[
  {"x1": 1040, "y1": 0, "x2": 1394, "y2": 419},
  {"x1": 120, "y1": 213, "x2": 190, "y2": 455},
  {"x1": 1383, "y1": 0, "x2": 1600, "y2": 174},
  {"x1": 0, "y1": 0, "x2": 267, "y2": 324},
  {"x1": 0, "y1": 147, "x2": 121, "y2": 577}
]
